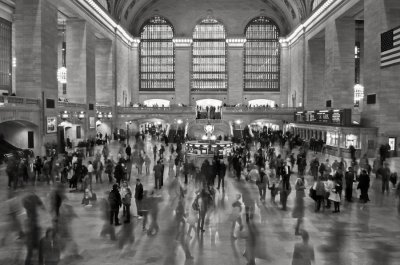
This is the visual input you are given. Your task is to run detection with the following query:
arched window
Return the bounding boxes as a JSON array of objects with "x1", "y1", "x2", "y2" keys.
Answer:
[
  {"x1": 140, "y1": 16, "x2": 174, "y2": 91},
  {"x1": 192, "y1": 18, "x2": 227, "y2": 92},
  {"x1": 244, "y1": 17, "x2": 280, "y2": 92}
]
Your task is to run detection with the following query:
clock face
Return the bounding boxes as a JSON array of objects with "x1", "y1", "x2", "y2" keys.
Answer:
[{"x1": 204, "y1": 124, "x2": 214, "y2": 134}]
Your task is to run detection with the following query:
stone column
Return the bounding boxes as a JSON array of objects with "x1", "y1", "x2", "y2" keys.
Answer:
[
  {"x1": 15, "y1": 0, "x2": 58, "y2": 100},
  {"x1": 280, "y1": 43, "x2": 290, "y2": 107},
  {"x1": 226, "y1": 37, "x2": 246, "y2": 105},
  {"x1": 15, "y1": 0, "x2": 58, "y2": 151},
  {"x1": 130, "y1": 38, "x2": 140, "y2": 104},
  {"x1": 96, "y1": 38, "x2": 113, "y2": 105},
  {"x1": 363, "y1": 0, "x2": 400, "y2": 144},
  {"x1": 305, "y1": 37, "x2": 325, "y2": 109},
  {"x1": 174, "y1": 38, "x2": 192, "y2": 105},
  {"x1": 66, "y1": 19, "x2": 96, "y2": 105},
  {"x1": 324, "y1": 18, "x2": 355, "y2": 108}
]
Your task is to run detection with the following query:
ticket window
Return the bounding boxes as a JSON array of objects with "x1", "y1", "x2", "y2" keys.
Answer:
[{"x1": 327, "y1": 132, "x2": 339, "y2": 147}]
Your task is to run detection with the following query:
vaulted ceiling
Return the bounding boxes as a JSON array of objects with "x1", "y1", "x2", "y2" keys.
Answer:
[{"x1": 99, "y1": 0, "x2": 318, "y2": 36}]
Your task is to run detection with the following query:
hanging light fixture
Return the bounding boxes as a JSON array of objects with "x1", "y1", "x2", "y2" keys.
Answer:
[{"x1": 57, "y1": 21, "x2": 67, "y2": 86}]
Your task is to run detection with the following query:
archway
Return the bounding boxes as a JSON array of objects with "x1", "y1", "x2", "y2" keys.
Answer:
[
  {"x1": 0, "y1": 120, "x2": 39, "y2": 158},
  {"x1": 143, "y1": 99, "x2": 170, "y2": 107},
  {"x1": 248, "y1": 99, "x2": 275, "y2": 108},
  {"x1": 196, "y1": 99, "x2": 222, "y2": 119}
]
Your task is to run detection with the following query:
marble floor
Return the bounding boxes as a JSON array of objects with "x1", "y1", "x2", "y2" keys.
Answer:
[{"x1": 0, "y1": 138, "x2": 399, "y2": 265}]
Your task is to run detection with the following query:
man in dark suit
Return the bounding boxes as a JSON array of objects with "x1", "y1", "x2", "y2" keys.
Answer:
[
  {"x1": 217, "y1": 159, "x2": 226, "y2": 190},
  {"x1": 135, "y1": 178, "x2": 144, "y2": 217}
]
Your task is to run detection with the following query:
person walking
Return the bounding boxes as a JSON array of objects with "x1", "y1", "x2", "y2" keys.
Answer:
[
  {"x1": 38, "y1": 228, "x2": 61, "y2": 265},
  {"x1": 105, "y1": 159, "x2": 114, "y2": 184},
  {"x1": 87, "y1": 161, "x2": 94, "y2": 190},
  {"x1": 293, "y1": 177, "x2": 305, "y2": 235},
  {"x1": 313, "y1": 176, "x2": 326, "y2": 212},
  {"x1": 378, "y1": 162, "x2": 391, "y2": 195},
  {"x1": 329, "y1": 180, "x2": 342, "y2": 213},
  {"x1": 108, "y1": 184, "x2": 122, "y2": 226},
  {"x1": 217, "y1": 159, "x2": 227, "y2": 190},
  {"x1": 135, "y1": 179, "x2": 144, "y2": 218},
  {"x1": 357, "y1": 170, "x2": 370, "y2": 203},
  {"x1": 345, "y1": 167, "x2": 355, "y2": 202},
  {"x1": 121, "y1": 181, "x2": 132, "y2": 223}
]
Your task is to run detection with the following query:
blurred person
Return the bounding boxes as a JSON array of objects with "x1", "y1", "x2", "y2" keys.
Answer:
[
  {"x1": 313, "y1": 176, "x2": 326, "y2": 212},
  {"x1": 377, "y1": 162, "x2": 391, "y2": 195},
  {"x1": 217, "y1": 158, "x2": 227, "y2": 190},
  {"x1": 22, "y1": 191, "x2": 45, "y2": 265},
  {"x1": 117, "y1": 215, "x2": 135, "y2": 250},
  {"x1": 99, "y1": 192, "x2": 116, "y2": 240},
  {"x1": 108, "y1": 184, "x2": 122, "y2": 226},
  {"x1": 120, "y1": 181, "x2": 132, "y2": 223},
  {"x1": 153, "y1": 160, "x2": 163, "y2": 189},
  {"x1": 38, "y1": 228, "x2": 61, "y2": 265},
  {"x1": 291, "y1": 230, "x2": 315, "y2": 265},
  {"x1": 93, "y1": 156, "x2": 103, "y2": 184},
  {"x1": 105, "y1": 159, "x2": 114, "y2": 184},
  {"x1": 0, "y1": 190, "x2": 24, "y2": 246},
  {"x1": 50, "y1": 183, "x2": 67, "y2": 220},
  {"x1": 357, "y1": 169, "x2": 370, "y2": 203},
  {"x1": 256, "y1": 168, "x2": 268, "y2": 201},
  {"x1": 293, "y1": 176, "x2": 305, "y2": 235},
  {"x1": 345, "y1": 167, "x2": 355, "y2": 202},
  {"x1": 144, "y1": 153, "x2": 151, "y2": 175},
  {"x1": 329, "y1": 179, "x2": 342, "y2": 213}
]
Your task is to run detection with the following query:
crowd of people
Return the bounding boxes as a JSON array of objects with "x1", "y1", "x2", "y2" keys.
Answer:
[
  {"x1": 2, "y1": 126, "x2": 400, "y2": 265},
  {"x1": 196, "y1": 105, "x2": 221, "y2": 119}
]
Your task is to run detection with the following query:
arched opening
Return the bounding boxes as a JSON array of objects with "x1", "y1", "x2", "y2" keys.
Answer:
[
  {"x1": 192, "y1": 18, "x2": 227, "y2": 92},
  {"x1": 248, "y1": 99, "x2": 276, "y2": 108},
  {"x1": 195, "y1": 99, "x2": 222, "y2": 119},
  {"x1": 244, "y1": 17, "x2": 280, "y2": 92},
  {"x1": 139, "y1": 16, "x2": 175, "y2": 92},
  {"x1": 143, "y1": 99, "x2": 170, "y2": 107},
  {"x1": 0, "y1": 120, "x2": 39, "y2": 160}
]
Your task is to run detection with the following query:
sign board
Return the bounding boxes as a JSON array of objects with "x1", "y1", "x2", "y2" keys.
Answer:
[
  {"x1": 46, "y1": 116, "x2": 57, "y2": 133},
  {"x1": 294, "y1": 109, "x2": 352, "y2": 126}
]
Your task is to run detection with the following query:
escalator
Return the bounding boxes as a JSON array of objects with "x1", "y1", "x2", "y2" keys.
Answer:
[{"x1": 0, "y1": 138, "x2": 33, "y2": 164}]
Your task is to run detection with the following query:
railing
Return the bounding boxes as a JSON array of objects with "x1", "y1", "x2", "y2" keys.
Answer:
[
  {"x1": 223, "y1": 106, "x2": 301, "y2": 113},
  {"x1": 0, "y1": 96, "x2": 40, "y2": 106},
  {"x1": 194, "y1": 119, "x2": 225, "y2": 124},
  {"x1": 118, "y1": 106, "x2": 195, "y2": 113},
  {"x1": 58, "y1": 101, "x2": 87, "y2": 109},
  {"x1": 96, "y1": 105, "x2": 113, "y2": 112}
]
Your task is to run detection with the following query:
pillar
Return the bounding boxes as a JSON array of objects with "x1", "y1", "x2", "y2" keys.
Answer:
[
  {"x1": 324, "y1": 18, "x2": 355, "y2": 108},
  {"x1": 96, "y1": 38, "x2": 113, "y2": 105},
  {"x1": 363, "y1": 0, "x2": 400, "y2": 144},
  {"x1": 305, "y1": 37, "x2": 325, "y2": 109},
  {"x1": 15, "y1": 0, "x2": 58, "y2": 153},
  {"x1": 131, "y1": 38, "x2": 140, "y2": 104},
  {"x1": 66, "y1": 19, "x2": 96, "y2": 138},
  {"x1": 280, "y1": 43, "x2": 290, "y2": 107},
  {"x1": 174, "y1": 38, "x2": 192, "y2": 105},
  {"x1": 15, "y1": 0, "x2": 58, "y2": 100},
  {"x1": 227, "y1": 38, "x2": 246, "y2": 105}
]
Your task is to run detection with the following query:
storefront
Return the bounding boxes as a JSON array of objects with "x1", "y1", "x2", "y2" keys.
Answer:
[{"x1": 291, "y1": 109, "x2": 377, "y2": 158}]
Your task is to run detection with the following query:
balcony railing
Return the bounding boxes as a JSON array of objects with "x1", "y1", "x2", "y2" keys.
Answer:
[
  {"x1": 118, "y1": 106, "x2": 196, "y2": 114},
  {"x1": 0, "y1": 96, "x2": 40, "y2": 106},
  {"x1": 58, "y1": 101, "x2": 87, "y2": 109},
  {"x1": 223, "y1": 106, "x2": 301, "y2": 113}
]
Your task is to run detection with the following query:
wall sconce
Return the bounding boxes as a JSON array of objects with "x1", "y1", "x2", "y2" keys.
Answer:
[
  {"x1": 61, "y1": 110, "x2": 69, "y2": 120},
  {"x1": 97, "y1": 112, "x2": 103, "y2": 119},
  {"x1": 107, "y1": 112, "x2": 113, "y2": 119},
  {"x1": 78, "y1": 111, "x2": 85, "y2": 119}
]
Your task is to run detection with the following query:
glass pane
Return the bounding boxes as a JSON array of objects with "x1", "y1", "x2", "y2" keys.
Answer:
[
  {"x1": 140, "y1": 16, "x2": 174, "y2": 91},
  {"x1": 244, "y1": 17, "x2": 280, "y2": 92},
  {"x1": 191, "y1": 18, "x2": 227, "y2": 92}
]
